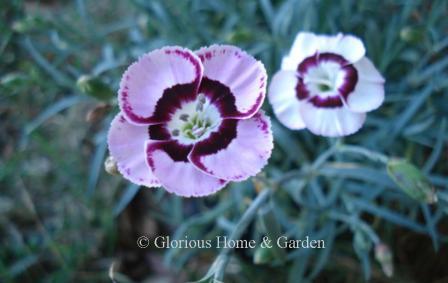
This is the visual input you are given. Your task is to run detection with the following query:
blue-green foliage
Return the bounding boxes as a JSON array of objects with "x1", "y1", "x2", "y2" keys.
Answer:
[{"x1": 1, "y1": 0, "x2": 447, "y2": 282}]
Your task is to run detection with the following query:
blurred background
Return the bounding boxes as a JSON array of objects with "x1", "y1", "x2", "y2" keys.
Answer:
[{"x1": 1, "y1": 0, "x2": 448, "y2": 282}]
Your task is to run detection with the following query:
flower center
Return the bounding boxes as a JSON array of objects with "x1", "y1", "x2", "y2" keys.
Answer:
[
  {"x1": 303, "y1": 61, "x2": 345, "y2": 98},
  {"x1": 167, "y1": 94, "x2": 221, "y2": 144},
  {"x1": 296, "y1": 53, "x2": 358, "y2": 108}
]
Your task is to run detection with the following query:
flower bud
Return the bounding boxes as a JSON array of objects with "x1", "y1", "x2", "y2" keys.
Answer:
[
  {"x1": 227, "y1": 28, "x2": 253, "y2": 43},
  {"x1": 1, "y1": 73, "x2": 26, "y2": 88},
  {"x1": 137, "y1": 14, "x2": 149, "y2": 32},
  {"x1": 400, "y1": 27, "x2": 425, "y2": 43},
  {"x1": 387, "y1": 159, "x2": 437, "y2": 204},
  {"x1": 12, "y1": 16, "x2": 47, "y2": 33},
  {"x1": 77, "y1": 75, "x2": 114, "y2": 101},
  {"x1": 104, "y1": 156, "x2": 119, "y2": 176},
  {"x1": 253, "y1": 246, "x2": 274, "y2": 264},
  {"x1": 375, "y1": 243, "x2": 393, "y2": 277}
]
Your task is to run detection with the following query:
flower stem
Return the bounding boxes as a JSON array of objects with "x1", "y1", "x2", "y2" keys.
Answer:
[
  {"x1": 336, "y1": 144, "x2": 389, "y2": 164},
  {"x1": 328, "y1": 210, "x2": 380, "y2": 244},
  {"x1": 213, "y1": 189, "x2": 271, "y2": 281},
  {"x1": 275, "y1": 143, "x2": 389, "y2": 187}
]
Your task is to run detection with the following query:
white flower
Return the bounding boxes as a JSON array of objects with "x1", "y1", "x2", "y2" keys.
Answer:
[{"x1": 268, "y1": 32, "x2": 385, "y2": 137}]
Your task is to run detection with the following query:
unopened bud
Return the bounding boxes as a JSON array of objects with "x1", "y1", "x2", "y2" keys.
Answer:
[
  {"x1": 227, "y1": 28, "x2": 253, "y2": 43},
  {"x1": 12, "y1": 16, "x2": 47, "y2": 33},
  {"x1": 77, "y1": 75, "x2": 114, "y2": 101},
  {"x1": 387, "y1": 158, "x2": 437, "y2": 204},
  {"x1": 375, "y1": 243, "x2": 393, "y2": 277},
  {"x1": 400, "y1": 27, "x2": 425, "y2": 43},
  {"x1": 1, "y1": 73, "x2": 26, "y2": 88},
  {"x1": 253, "y1": 246, "x2": 274, "y2": 264},
  {"x1": 137, "y1": 14, "x2": 149, "y2": 31},
  {"x1": 104, "y1": 156, "x2": 119, "y2": 176}
]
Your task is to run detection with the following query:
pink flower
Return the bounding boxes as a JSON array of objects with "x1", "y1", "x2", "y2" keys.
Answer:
[
  {"x1": 108, "y1": 45, "x2": 273, "y2": 197},
  {"x1": 268, "y1": 32, "x2": 385, "y2": 137}
]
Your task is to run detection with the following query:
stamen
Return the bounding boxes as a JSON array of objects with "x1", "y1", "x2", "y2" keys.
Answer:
[
  {"x1": 192, "y1": 127, "x2": 206, "y2": 137},
  {"x1": 179, "y1": 114, "x2": 189, "y2": 121},
  {"x1": 167, "y1": 98, "x2": 221, "y2": 144},
  {"x1": 198, "y1": 93, "x2": 206, "y2": 104},
  {"x1": 196, "y1": 93, "x2": 206, "y2": 111}
]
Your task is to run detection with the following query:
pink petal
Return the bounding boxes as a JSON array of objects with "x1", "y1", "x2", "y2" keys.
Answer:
[
  {"x1": 196, "y1": 45, "x2": 267, "y2": 119},
  {"x1": 119, "y1": 46, "x2": 203, "y2": 125},
  {"x1": 145, "y1": 140, "x2": 227, "y2": 197},
  {"x1": 268, "y1": 70, "x2": 306, "y2": 129},
  {"x1": 189, "y1": 111, "x2": 273, "y2": 181},
  {"x1": 346, "y1": 57, "x2": 385, "y2": 113},
  {"x1": 107, "y1": 113, "x2": 160, "y2": 187},
  {"x1": 299, "y1": 102, "x2": 366, "y2": 137}
]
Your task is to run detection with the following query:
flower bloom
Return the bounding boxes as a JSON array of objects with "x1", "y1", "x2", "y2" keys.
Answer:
[
  {"x1": 108, "y1": 45, "x2": 273, "y2": 197},
  {"x1": 268, "y1": 32, "x2": 385, "y2": 137}
]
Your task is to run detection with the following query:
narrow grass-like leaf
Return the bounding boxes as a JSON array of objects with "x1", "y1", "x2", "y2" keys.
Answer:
[
  {"x1": 86, "y1": 132, "x2": 108, "y2": 196},
  {"x1": 423, "y1": 119, "x2": 446, "y2": 173},
  {"x1": 421, "y1": 204, "x2": 439, "y2": 251},
  {"x1": 391, "y1": 85, "x2": 434, "y2": 137},
  {"x1": 20, "y1": 95, "x2": 87, "y2": 149},
  {"x1": 113, "y1": 184, "x2": 140, "y2": 217},
  {"x1": 8, "y1": 255, "x2": 39, "y2": 278},
  {"x1": 22, "y1": 37, "x2": 73, "y2": 87},
  {"x1": 350, "y1": 197, "x2": 426, "y2": 233}
]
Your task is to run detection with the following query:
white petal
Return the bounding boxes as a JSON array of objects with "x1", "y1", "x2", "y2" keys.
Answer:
[
  {"x1": 345, "y1": 57, "x2": 385, "y2": 112},
  {"x1": 299, "y1": 102, "x2": 366, "y2": 137},
  {"x1": 268, "y1": 71, "x2": 306, "y2": 129},
  {"x1": 346, "y1": 80, "x2": 385, "y2": 113},
  {"x1": 354, "y1": 57, "x2": 385, "y2": 83},
  {"x1": 282, "y1": 32, "x2": 319, "y2": 71},
  {"x1": 317, "y1": 33, "x2": 366, "y2": 63}
]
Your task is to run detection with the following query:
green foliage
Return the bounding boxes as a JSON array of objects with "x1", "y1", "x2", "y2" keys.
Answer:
[{"x1": 1, "y1": 0, "x2": 447, "y2": 282}]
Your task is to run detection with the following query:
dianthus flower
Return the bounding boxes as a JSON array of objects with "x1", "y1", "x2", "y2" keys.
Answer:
[
  {"x1": 108, "y1": 45, "x2": 273, "y2": 197},
  {"x1": 268, "y1": 32, "x2": 385, "y2": 137}
]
